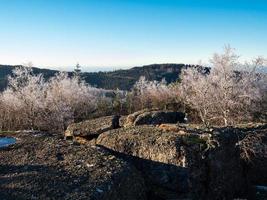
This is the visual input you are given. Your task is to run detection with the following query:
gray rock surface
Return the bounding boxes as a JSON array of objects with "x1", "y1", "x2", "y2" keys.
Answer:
[
  {"x1": 97, "y1": 125, "x2": 197, "y2": 198},
  {"x1": 64, "y1": 116, "x2": 114, "y2": 140}
]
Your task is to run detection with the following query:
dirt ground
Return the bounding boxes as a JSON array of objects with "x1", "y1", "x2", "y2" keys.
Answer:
[{"x1": 0, "y1": 131, "x2": 146, "y2": 200}]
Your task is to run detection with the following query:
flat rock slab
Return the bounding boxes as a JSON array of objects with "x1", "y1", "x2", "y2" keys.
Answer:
[
  {"x1": 0, "y1": 132, "x2": 146, "y2": 200},
  {"x1": 97, "y1": 125, "x2": 202, "y2": 167},
  {"x1": 65, "y1": 116, "x2": 114, "y2": 139}
]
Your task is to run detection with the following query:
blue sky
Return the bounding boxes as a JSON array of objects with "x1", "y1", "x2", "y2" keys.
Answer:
[{"x1": 0, "y1": 0, "x2": 266, "y2": 70}]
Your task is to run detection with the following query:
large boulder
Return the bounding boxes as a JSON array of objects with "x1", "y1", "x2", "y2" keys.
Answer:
[
  {"x1": 96, "y1": 125, "x2": 204, "y2": 199},
  {"x1": 64, "y1": 116, "x2": 120, "y2": 143},
  {"x1": 187, "y1": 125, "x2": 267, "y2": 200},
  {"x1": 123, "y1": 109, "x2": 152, "y2": 127},
  {"x1": 238, "y1": 125, "x2": 267, "y2": 199},
  {"x1": 0, "y1": 131, "x2": 147, "y2": 200},
  {"x1": 124, "y1": 110, "x2": 186, "y2": 127},
  {"x1": 97, "y1": 125, "x2": 196, "y2": 168},
  {"x1": 188, "y1": 128, "x2": 248, "y2": 200},
  {"x1": 97, "y1": 124, "x2": 267, "y2": 200}
]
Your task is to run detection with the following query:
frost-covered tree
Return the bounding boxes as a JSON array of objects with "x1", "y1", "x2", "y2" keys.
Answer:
[
  {"x1": 180, "y1": 46, "x2": 267, "y2": 126},
  {"x1": 0, "y1": 66, "x2": 105, "y2": 132},
  {"x1": 129, "y1": 76, "x2": 178, "y2": 111},
  {"x1": 0, "y1": 66, "x2": 46, "y2": 130},
  {"x1": 45, "y1": 72, "x2": 100, "y2": 130}
]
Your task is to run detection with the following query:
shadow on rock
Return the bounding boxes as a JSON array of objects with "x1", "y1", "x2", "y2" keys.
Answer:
[{"x1": 97, "y1": 145, "x2": 189, "y2": 200}]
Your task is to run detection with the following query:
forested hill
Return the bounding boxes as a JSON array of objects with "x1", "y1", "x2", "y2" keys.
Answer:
[
  {"x1": 81, "y1": 64, "x2": 191, "y2": 90},
  {"x1": 0, "y1": 63, "x2": 196, "y2": 91}
]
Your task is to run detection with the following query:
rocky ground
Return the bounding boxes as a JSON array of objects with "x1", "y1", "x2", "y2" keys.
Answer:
[
  {"x1": 0, "y1": 111, "x2": 267, "y2": 200},
  {"x1": 0, "y1": 132, "x2": 146, "y2": 200}
]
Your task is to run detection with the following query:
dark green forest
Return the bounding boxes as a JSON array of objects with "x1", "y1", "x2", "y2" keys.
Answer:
[{"x1": 0, "y1": 64, "x2": 198, "y2": 91}]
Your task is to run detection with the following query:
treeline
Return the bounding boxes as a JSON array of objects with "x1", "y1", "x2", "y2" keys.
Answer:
[{"x1": 0, "y1": 63, "x2": 201, "y2": 91}]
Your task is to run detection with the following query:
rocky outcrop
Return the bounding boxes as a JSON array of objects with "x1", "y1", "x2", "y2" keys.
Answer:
[
  {"x1": 97, "y1": 124, "x2": 267, "y2": 200},
  {"x1": 187, "y1": 128, "x2": 248, "y2": 199},
  {"x1": 124, "y1": 110, "x2": 186, "y2": 127},
  {"x1": 97, "y1": 125, "x2": 206, "y2": 199},
  {"x1": 0, "y1": 132, "x2": 147, "y2": 200},
  {"x1": 97, "y1": 126, "x2": 190, "y2": 166},
  {"x1": 123, "y1": 109, "x2": 152, "y2": 127},
  {"x1": 64, "y1": 116, "x2": 115, "y2": 142},
  {"x1": 187, "y1": 125, "x2": 267, "y2": 200},
  {"x1": 2, "y1": 118, "x2": 266, "y2": 200},
  {"x1": 239, "y1": 126, "x2": 267, "y2": 199}
]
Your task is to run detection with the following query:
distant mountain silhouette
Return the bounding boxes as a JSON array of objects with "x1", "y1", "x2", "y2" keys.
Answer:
[{"x1": 0, "y1": 63, "x2": 202, "y2": 91}]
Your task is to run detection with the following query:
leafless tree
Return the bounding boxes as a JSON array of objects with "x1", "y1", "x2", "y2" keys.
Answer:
[
  {"x1": 129, "y1": 76, "x2": 179, "y2": 111},
  {"x1": 180, "y1": 46, "x2": 267, "y2": 126},
  {"x1": 0, "y1": 66, "x2": 106, "y2": 132}
]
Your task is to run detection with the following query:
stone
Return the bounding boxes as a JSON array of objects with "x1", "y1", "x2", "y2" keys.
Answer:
[
  {"x1": 124, "y1": 109, "x2": 152, "y2": 127},
  {"x1": 158, "y1": 124, "x2": 189, "y2": 136},
  {"x1": 239, "y1": 126, "x2": 267, "y2": 187},
  {"x1": 124, "y1": 110, "x2": 186, "y2": 127},
  {"x1": 97, "y1": 125, "x2": 194, "y2": 198},
  {"x1": 64, "y1": 116, "x2": 116, "y2": 143},
  {"x1": 111, "y1": 115, "x2": 121, "y2": 129},
  {"x1": 187, "y1": 125, "x2": 267, "y2": 199}
]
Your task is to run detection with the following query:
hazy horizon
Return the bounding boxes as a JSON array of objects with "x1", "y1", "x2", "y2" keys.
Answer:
[
  {"x1": 0, "y1": 62, "x2": 192, "y2": 72},
  {"x1": 0, "y1": 0, "x2": 266, "y2": 70}
]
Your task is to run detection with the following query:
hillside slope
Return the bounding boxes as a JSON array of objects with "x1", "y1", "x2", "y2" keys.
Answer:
[{"x1": 0, "y1": 63, "x2": 194, "y2": 91}]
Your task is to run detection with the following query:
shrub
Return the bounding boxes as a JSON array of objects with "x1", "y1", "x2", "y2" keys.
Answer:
[
  {"x1": 0, "y1": 67, "x2": 105, "y2": 132},
  {"x1": 126, "y1": 76, "x2": 180, "y2": 113},
  {"x1": 179, "y1": 46, "x2": 267, "y2": 126}
]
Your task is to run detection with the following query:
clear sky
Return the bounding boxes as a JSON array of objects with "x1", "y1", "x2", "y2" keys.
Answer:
[{"x1": 0, "y1": 0, "x2": 266, "y2": 70}]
